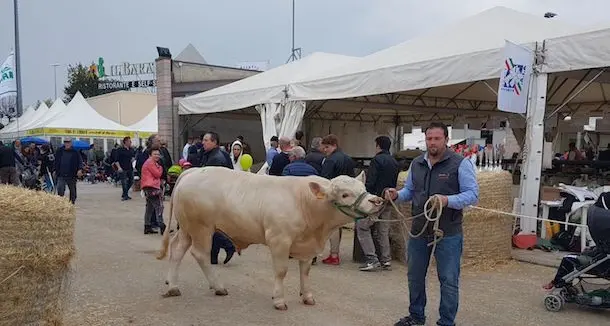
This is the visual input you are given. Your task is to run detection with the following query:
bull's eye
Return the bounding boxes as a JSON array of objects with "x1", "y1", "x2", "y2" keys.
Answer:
[{"x1": 342, "y1": 193, "x2": 349, "y2": 198}]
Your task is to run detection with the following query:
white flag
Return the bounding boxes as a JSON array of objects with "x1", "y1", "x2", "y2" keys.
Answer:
[
  {"x1": 498, "y1": 41, "x2": 534, "y2": 114},
  {"x1": 0, "y1": 52, "x2": 17, "y2": 117}
]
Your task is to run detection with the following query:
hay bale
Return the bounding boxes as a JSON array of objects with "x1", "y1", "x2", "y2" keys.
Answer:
[
  {"x1": 0, "y1": 186, "x2": 76, "y2": 325},
  {"x1": 389, "y1": 170, "x2": 514, "y2": 267},
  {"x1": 462, "y1": 170, "x2": 514, "y2": 266}
]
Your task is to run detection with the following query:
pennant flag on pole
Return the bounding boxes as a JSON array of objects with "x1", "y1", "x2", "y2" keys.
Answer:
[
  {"x1": 498, "y1": 41, "x2": 534, "y2": 114},
  {"x1": 0, "y1": 52, "x2": 17, "y2": 118}
]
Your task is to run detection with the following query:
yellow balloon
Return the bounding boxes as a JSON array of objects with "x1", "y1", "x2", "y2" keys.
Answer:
[{"x1": 240, "y1": 154, "x2": 253, "y2": 170}]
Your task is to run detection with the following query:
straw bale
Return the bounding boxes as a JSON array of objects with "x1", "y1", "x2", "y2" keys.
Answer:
[
  {"x1": 388, "y1": 170, "x2": 514, "y2": 267},
  {"x1": 462, "y1": 170, "x2": 514, "y2": 265},
  {"x1": 0, "y1": 186, "x2": 76, "y2": 326}
]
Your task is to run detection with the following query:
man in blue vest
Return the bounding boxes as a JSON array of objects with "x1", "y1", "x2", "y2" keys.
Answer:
[{"x1": 386, "y1": 122, "x2": 479, "y2": 326}]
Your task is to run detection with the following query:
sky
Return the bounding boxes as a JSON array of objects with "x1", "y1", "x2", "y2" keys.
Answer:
[{"x1": 1, "y1": 0, "x2": 609, "y2": 106}]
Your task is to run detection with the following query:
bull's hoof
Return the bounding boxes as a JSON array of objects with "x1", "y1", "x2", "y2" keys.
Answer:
[
  {"x1": 274, "y1": 303, "x2": 288, "y2": 311},
  {"x1": 162, "y1": 288, "x2": 181, "y2": 298},
  {"x1": 302, "y1": 297, "x2": 316, "y2": 306},
  {"x1": 215, "y1": 289, "x2": 229, "y2": 296}
]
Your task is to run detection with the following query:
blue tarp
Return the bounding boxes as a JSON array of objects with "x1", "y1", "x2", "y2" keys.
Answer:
[
  {"x1": 20, "y1": 137, "x2": 49, "y2": 145},
  {"x1": 71, "y1": 140, "x2": 91, "y2": 151}
]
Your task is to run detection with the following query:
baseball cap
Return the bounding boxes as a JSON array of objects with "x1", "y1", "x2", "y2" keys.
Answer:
[{"x1": 270, "y1": 136, "x2": 279, "y2": 142}]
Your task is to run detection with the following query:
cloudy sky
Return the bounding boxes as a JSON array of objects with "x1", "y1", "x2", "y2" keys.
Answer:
[{"x1": 1, "y1": 0, "x2": 609, "y2": 105}]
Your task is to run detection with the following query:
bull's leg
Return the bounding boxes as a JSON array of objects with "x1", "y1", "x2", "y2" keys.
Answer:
[
  {"x1": 190, "y1": 229, "x2": 228, "y2": 296},
  {"x1": 163, "y1": 230, "x2": 191, "y2": 298},
  {"x1": 268, "y1": 239, "x2": 291, "y2": 310},
  {"x1": 298, "y1": 259, "x2": 315, "y2": 306}
]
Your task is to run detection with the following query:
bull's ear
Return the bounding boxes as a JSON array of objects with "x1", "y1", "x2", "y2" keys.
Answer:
[
  {"x1": 309, "y1": 182, "x2": 327, "y2": 199},
  {"x1": 355, "y1": 171, "x2": 366, "y2": 184}
]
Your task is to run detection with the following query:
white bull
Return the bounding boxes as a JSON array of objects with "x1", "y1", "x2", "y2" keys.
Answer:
[{"x1": 157, "y1": 166, "x2": 384, "y2": 310}]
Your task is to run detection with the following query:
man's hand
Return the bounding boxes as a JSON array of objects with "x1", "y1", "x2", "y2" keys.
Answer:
[
  {"x1": 384, "y1": 188, "x2": 398, "y2": 201},
  {"x1": 436, "y1": 194, "x2": 448, "y2": 207},
  {"x1": 77, "y1": 170, "x2": 83, "y2": 178}
]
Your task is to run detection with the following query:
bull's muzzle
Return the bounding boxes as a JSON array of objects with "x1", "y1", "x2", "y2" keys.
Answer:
[{"x1": 369, "y1": 196, "x2": 385, "y2": 206}]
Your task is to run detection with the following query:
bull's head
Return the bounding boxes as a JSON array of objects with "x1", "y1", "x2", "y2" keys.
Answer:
[{"x1": 309, "y1": 171, "x2": 385, "y2": 219}]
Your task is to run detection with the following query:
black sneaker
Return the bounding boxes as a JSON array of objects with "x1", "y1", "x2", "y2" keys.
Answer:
[
  {"x1": 394, "y1": 316, "x2": 425, "y2": 326},
  {"x1": 144, "y1": 227, "x2": 158, "y2": 235},
  {"x1": 359, "y1": 261, "x2": 381, "y2": 272},
  {"x1": 381, "y1": 261, "x2": 392, "y2": 271}
]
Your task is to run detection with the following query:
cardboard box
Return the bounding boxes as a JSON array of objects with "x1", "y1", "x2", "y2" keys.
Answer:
[{"x1": 541, "y1": 186, "x2": 562, "y2": 201}]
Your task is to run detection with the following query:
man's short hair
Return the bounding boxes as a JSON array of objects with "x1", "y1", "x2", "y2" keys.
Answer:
[
  {"x1": 206, "y1": 132, "x2": 220, "y2": 145},
  {"x1": 278, "y1": 136, "x2": 291, "y2": 147},
  {"x1": 295, "y1": 130, "x2": 304, "y2": 141},
  {"x1": 310, "y1": 137, "x2": 322, "y2": 150},
  {"x1": 375, "y1": 136, "x2": 392, "y2": 151},
  {"x1": 122, "y1": 136, "x2": 131, "y2": 144},
  {"x1": 270, "y1": 135, "x2": 279, "y2": 142},
  {"x1": 321, "y1": 134, "x2": 339, "y2": 147},
  {"x1": 289, "y1": 146, "x2": 306, "y2": 159},
  {"x1": 187, "y1": 136, "x2": 194, "y2": 141},
  {"x1": 424, "y1": 122, "x2": 449, "y2": 138}
]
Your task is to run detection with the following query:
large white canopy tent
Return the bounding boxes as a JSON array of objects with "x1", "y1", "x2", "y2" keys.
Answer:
[
  {"x1": 28, "y1": 98, "x2": 68, "y2": 132},
  {"x1": 129, "y1": 106, "x2": 158, "y2": 139},
  {"x1": 0, "y1": 105, "x2": 35, "y2": 135},
  {"x1": 19, "y1": 102, "x2": 49, "y2": 131}
]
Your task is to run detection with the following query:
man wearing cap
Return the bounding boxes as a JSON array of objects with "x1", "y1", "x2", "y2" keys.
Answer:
[
  {"x1": 54, "y1": 138, "x2": 83, "y2": 204},
  {"x1": 266, "y1": 136, "x2": 279, "y2": 167}
]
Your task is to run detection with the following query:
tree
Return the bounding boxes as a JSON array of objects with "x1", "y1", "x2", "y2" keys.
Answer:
[{"x1": 63, "y1": 62, "x2": 115, "y2": 102}]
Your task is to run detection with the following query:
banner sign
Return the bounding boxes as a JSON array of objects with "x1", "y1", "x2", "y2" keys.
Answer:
[
  {"x1": 26, "y1": 127, "x2": 138, "y2": 138},
  {"x1": 497, "y1": 41, "x2": 534, "y2": 114},
  {"x1": 0, "y1": 52, "x2": 17, "y2": 117},
  {"x1": 98, "y1": 79, "x2": 156, "y2": 91}
]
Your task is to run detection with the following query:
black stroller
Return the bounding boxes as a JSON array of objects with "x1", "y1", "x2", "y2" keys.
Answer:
[{"x1": 544, "y1": 196, "x2": 610, "y2": 312}]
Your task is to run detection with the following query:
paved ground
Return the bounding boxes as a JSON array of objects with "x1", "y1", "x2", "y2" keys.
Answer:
[{"x1": 64, "y1": 183, "x2": 610, "y2": 326}]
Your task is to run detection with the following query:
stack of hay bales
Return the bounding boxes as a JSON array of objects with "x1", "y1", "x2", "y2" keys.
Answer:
[
  {"x1": 389, "y1": 170, "x2": 411, "y2": 264},
  {"x1": 462, "y1": 170, "x2": 514, "y2": 266},
  {"x1": 388, "y1": 169, "x2": 514, "y2": 267},
  {"x1": 0, "y1": 186, "x2": 76, "y2": 325}
]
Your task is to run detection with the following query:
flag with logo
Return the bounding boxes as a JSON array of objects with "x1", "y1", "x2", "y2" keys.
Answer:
[
  {"x1": 0, "y1": 52, "x2": 17, "y2": 118},
  {"x1": 497, "y1": 41, "x2": 534, "y2": 114}
]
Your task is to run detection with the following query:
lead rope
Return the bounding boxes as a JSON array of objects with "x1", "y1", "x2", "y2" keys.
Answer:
[{"x1": 372, "y1": 192, "x2": 445, "y2": 255}]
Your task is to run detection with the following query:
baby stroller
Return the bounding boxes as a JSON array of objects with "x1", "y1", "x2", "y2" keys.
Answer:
[
  {"x1": 21, "y1": 165, "x2": 41, "y2": 191},
  {"x1": 544, "y1": 196, "x2": 610, "y2": 312}
]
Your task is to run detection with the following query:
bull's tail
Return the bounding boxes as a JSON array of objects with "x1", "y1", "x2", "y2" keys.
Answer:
[{"x1": 157, "y1": 168, "x2": 200, "y2": 260}]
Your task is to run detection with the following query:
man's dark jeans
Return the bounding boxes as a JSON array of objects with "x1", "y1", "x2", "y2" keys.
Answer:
[
  {"x1": 57, "y1": 177, "x2": 77, "y2": 204},
  {"x1": 120, "y1": 170, "x2": 134, "y2": 199},
  {"x1": 406, "y1": 233, "x2": 463, "y2": 326}
]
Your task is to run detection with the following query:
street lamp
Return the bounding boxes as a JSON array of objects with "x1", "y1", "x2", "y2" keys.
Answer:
[
  {"x1": 50, "y1": 63, "x2": 60, "y2": 99},
  {"x1": 13, "y1": 0, "x2": 23, "y2": 117},
  {"x1": 544, "y1": 12, "x2": 557, "y2": 19}
]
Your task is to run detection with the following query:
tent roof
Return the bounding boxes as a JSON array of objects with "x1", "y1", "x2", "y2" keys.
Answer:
[
  {"x1": 40, "y1": 92, "x2": 131, "y2": 131},
  {"x1": 545, "y1": 21, "x2": 610, "y2": 73},
  {"x1": 30, "y1": 98, "x2": 67, "y2": 130},
  {"x1": 19, "y1": 102, "x2": 49, "y2": 130},
  {"x1": 178, "y1": 52, "x2": 360, "y2": 114},
  {"x1": 128, "y1": 106, "x2": 158, "y2": 132},
  {"x1": 175, "y1": 43, "x2": 207, "y2": 64},
  {"x1": 0, "y1": 106, "x2": 35, "y2": 133},
  {"x1": 288, "y1": 6, "x2": 577, "y2": 101}
]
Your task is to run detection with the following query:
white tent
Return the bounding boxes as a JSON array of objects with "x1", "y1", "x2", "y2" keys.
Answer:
[
  {"x1": 178, "y1": 52, "x2": 359, "y2": 114},
  {"x1": 31, "y1": 92, "x2": 132, "y2": 137},
  {"x1": 129, "y1": 106, "x2": 158, "y2": 133},
  {"x1": 28, "y1": 98, "x2": 67, "y2": 131},
  {"x1": 0, "y1": 105, "x2": 35, "y2": 134},
  {"x1": 19, "y1": 101, "x2": 49, "y2": 130},
  {"x1": 287, "y1": 7, "x2": 577, "y2": 101}
]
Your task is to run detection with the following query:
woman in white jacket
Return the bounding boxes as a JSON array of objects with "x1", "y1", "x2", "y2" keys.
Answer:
[{"x1": 230, "y1": 140, "x2": 248, "y2": 171}]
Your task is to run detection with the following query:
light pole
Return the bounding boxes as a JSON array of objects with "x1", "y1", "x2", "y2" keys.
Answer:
[
  {"x1": 50, "y1": 63, "x2": 60, "y2": 99},
  {"x1": 13, "y1": 0, "x2": 23, "y2": 117}
]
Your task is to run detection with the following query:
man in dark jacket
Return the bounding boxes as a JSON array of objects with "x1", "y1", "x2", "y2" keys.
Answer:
[
  {"x1": 198, "y1": 132, "x2": 236, "y2": 264},
  {"x1": 282, "y1": 146, "x2": 318, "y2": 177},
  {"x1": 387, "y1": 122, "x2": 479, "y2": 326},
  {"x1": 0, "y1": 141, "x2": 19, "y2": 186},
  {"x1": 199, "y1": 132, "x2": 233, "y2": 169},
  {"x1": 357, "y1": 136, "x2": 399, "y2": 272},
  {"x1": 268, "y1": 136, "x2": 292, "y2": 176},
  {"x1": 113, "y1": 137, "x2": 135, "y2": 201},
  {"x1": 54, "y1": 138, "x2": 83, "y2": 204},
  {"x1": 319, "y1": 134, "x2": 356, "y2": 266},
  {"x1": 304, "y1": 137, "x2": 324, "y2": 174}
]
